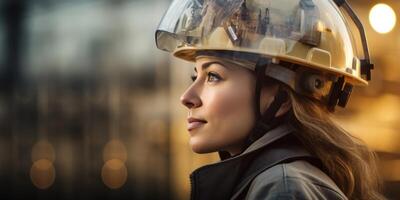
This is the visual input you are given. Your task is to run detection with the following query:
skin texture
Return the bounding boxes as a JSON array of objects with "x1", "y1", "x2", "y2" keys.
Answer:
[{"x1": 180, "y1": 57, "x2": 291, "y2": 155}]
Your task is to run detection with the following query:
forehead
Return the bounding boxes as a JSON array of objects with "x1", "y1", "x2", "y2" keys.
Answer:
[
  {"x1": 194, "y1": 56, "x2": 252, "y2": 72},
  {"x1": 195, "y1": 56, "x2": 217, "y2": 62},
  {"x1": 193, "y1": 56, "x2": 229, "y2": 71},
  {"x1": 195, "y1": 56, "x2": 228, "y2": 65}
]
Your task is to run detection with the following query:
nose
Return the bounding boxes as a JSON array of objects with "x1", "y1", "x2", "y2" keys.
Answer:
[{"x1": 180, "y1": 86, "x2": 202, "y2": 109}]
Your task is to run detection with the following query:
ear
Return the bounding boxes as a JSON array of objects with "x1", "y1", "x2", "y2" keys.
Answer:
[{"x1": 275, "y1": 95, "x2": 292, "y2": 117}]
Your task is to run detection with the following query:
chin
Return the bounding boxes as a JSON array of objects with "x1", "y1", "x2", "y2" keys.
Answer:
[{"x1": 189, "y1": 138, "x2": 217, "y2": 154}]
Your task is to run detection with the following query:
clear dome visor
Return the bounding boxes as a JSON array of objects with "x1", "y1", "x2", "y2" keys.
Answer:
[
  {"x1": 156, "y1": 0, "x2": 245, "y2": 52},
  {"x1": 156, "y1": 0, "x2": 366, "y2": 85}
]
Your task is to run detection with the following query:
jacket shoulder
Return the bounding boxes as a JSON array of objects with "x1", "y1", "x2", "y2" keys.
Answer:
[{"x1": 245, "y1": 160, "x2": 348, "y2": 200}]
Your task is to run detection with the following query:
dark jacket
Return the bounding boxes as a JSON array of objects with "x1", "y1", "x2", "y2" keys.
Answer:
[{"x1": 189, "y1": 124, "x2": 348, "y2": 200}]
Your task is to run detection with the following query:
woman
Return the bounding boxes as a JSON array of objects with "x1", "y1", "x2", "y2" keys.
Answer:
[{"x1": 156, "y1": 0, "x2": 385, "y2": 199}]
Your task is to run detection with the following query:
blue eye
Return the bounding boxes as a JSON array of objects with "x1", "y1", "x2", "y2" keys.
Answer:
[
  {"x1": 191, "y1": 72, "x2": 221, "y2": 83},
  {"x1": 207, "y1": 72, "x2": 221, "y2": 82}
]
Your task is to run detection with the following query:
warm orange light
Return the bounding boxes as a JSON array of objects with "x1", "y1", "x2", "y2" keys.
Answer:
[
  {"x1": 101, "y1": 159, "x2": 127, "y2": 189},
  {"x1": 103, "y1": 139, "x2": 127, "y2": 163},
  {"x1": 30, "y1": 159, "x2": 56, "y2": 189},
  {"x1": 369, "y1": 4, "x2": 397, "y2": 34},
  {"x1": 380, "y1": 159, "x2": 400, "y2": 181}
]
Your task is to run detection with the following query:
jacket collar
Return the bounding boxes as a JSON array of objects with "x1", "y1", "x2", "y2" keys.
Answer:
[{"x1": 189, "y1": 123, "x2": 315, "y2": 200}]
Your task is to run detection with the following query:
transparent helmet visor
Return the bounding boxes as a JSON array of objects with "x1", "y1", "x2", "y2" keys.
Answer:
[
  {"x1": 156, "y1": 0, "x2": 245, "y2": 51},
  {"x1": 156, "y1": 0, "x2": 366, "y2": 85}
]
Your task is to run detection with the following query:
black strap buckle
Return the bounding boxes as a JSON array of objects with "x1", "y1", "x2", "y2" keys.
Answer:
[
  {"x1": 360, "y1": 59, "x2": 374, "y2": 81},
  {"x1": 328, "y1": 76, "x2": 354, "y2": 111}
]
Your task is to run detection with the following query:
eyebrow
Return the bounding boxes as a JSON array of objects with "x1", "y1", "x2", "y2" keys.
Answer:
[{"x1": 194, "y1": 61, "x2": 227, "y2": 72}]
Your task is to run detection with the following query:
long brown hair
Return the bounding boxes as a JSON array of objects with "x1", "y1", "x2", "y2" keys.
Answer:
[{"x1": 287, "y1": 90, "x2": 385, "y2": 200}]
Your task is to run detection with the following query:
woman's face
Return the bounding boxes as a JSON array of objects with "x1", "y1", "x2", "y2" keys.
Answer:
[{"x1": 180, "y1": 56, "x2": 278, "y2": 155}]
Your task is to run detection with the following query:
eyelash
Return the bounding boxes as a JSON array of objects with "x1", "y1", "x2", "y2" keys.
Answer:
[
  {"x1": 191, "y1": 72, "x2": 221, "y2": 82},
  {"x1": 207, "y1": 72, "x2": 221, "y2": 82},
  {"x1": 191, "y1": 75, "x2": 197, "y2": 82}
]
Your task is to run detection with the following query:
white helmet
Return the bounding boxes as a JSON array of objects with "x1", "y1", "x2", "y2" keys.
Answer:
[{"x1": 156, "y1": 0, "x2": 373, "y2": 111}]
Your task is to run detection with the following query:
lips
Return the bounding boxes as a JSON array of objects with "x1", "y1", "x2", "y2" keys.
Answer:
[{"x1": 187, "y1": 117, "x2": 207, "y2": 131}]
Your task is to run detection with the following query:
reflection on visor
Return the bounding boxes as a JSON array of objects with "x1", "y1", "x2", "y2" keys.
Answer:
[
  {"x1": 155, "y1": 0, "x2": 362, "y2": 85},
  {"x1": 156, "y1": 0, "x2": 324, "y2": 51}
]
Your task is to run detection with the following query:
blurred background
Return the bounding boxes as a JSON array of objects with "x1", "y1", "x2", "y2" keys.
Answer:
[{"x1": 0, "y1": 0, "x2": 398, "y2": 199}]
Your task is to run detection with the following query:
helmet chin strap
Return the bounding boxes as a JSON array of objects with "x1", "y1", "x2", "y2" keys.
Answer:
[
  {"x1": 247, "y1": 58, "x2": 289, "y2": 144},
  {"x1": 218, "y1": 58, "x2": 290, "y2": 160}
]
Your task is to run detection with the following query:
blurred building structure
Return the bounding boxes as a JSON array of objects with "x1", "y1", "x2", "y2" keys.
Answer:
[
  {"x1": 1, "y1": 0, "x2": 172, "y2": 199},
  {"x1": 0, "y1": 0, "x2": 399, "y2": 200}
]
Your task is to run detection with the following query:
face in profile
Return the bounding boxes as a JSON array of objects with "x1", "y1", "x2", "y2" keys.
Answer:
[{"x1": 180, "y1": 56, "x2": 258, "y2": 155}]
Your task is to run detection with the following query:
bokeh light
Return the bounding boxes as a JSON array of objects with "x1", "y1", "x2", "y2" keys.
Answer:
[
  {"x1": 103, "y1": 139, "x2": 127, "y2": 163},
  {"x1": 369, "y1": 4, "x2": 397, "y2": 34},
  {"x1": 101, "y1": 159, "x2": 127, "y2": 189},
  {"x1": 30, "y1": 159, "x2": 56, "y2": 189}
]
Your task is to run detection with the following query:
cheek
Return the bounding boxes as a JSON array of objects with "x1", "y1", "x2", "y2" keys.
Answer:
[
  {"x1": 204, "y1": 81, "x2": 255, "y2": 144},
  {"x1": 209, "y1": 87, "x2": 253, "y2": 121}
]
